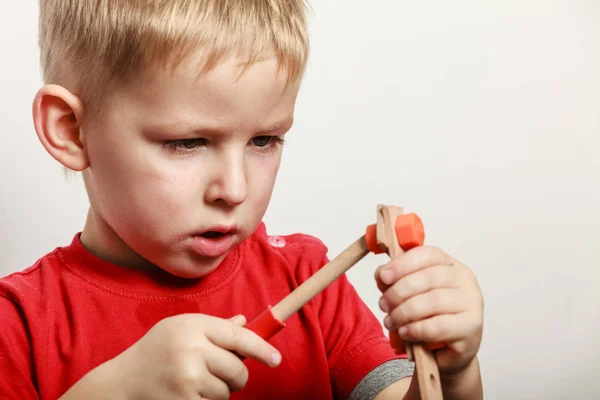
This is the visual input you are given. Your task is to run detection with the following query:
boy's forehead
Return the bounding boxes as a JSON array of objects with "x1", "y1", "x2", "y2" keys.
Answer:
[
  {"x1": 103, "y1": 53, "x2": 299, "y2": 131},
  {"x1": 121, "y1": 51, "x2": 295, "y2": 98}
]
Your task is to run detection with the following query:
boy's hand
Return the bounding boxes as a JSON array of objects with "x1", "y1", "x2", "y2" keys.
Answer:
[
  {"x1": 111, "y1": 314, "x2": 281, "y2": 400},
  {"x1": 376, "y1": 246, "x2": 483, "y2": 378}
]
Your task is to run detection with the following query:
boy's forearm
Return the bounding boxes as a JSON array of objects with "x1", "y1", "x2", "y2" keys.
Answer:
[
  {"x1": 58, "y1": 360, "x2": 126, "y2": 400},
  {"x1": 440, "y1": 357, "x2": 483, "y2": 400},
  {"x1": 382, "y1": 357, "x2": 483, "y2": 400}
]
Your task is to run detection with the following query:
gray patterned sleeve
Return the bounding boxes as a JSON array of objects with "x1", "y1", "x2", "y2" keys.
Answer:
[{"x1": 347, "y1": 359, "x2": 414, "y2": 400}]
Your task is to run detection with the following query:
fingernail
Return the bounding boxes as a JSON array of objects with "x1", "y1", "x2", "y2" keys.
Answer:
[
  {"x1": 399, "y1": 326, "x2": 408, "y2": 337},
  {"x1": 379, "y1": 297, "x2": 390, "y2": 313},
  {"x1": 271, "y1": 352, "x2": 282, "y2": 367},
  {"x1": 380, "y1": 269, "x2": 394, "y2": 285}
]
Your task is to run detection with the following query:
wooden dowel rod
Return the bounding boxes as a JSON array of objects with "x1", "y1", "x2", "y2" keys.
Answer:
[
  {"x1": 379, "y1": 205, "x2": 443, "y2": 400},
  {"x1": 271, "y1": 236, "x2": 370, "y2": 321}
]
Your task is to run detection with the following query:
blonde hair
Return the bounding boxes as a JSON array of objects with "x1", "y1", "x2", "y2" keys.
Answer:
[{"x1": 38, "y1": 0, "x2": 310, "y2": 108}]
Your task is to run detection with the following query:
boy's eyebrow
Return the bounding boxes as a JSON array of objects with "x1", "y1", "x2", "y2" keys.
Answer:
[
  {"x1": 153, "y1": 117, "x2": 294, "y2": 136},
  {"x1": 261, "y1": 117, "x2": 294, "y2": 133}
]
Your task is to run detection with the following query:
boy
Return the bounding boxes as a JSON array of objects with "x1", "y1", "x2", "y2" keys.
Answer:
[{"x1": 0, "y1": 1, "x2": 484, "y2": 399}]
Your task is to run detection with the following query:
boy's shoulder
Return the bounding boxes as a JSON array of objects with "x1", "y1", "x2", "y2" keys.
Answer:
[
  {"x1": 0, "y1": 243, "x2": 65, "y2": 303},
  {"x1": 253, "y1": 221, "x2": 327, "y2": 247},
  {"x1": 250, "y1": 222, "x2": 330, "y2": 269}
]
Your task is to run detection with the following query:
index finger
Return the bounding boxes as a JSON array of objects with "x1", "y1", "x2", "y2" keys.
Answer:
[
  {"x1": 205, "y1": 319, "x2": 282, "y2": 368},
  {"x1": 378, "y1": 246, "x2": 453, "y2": 285}
]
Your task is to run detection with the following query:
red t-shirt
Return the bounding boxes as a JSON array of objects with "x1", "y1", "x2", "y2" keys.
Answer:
[{"x1": 0, "y1": 223, "x2": 401, "y2": 399}]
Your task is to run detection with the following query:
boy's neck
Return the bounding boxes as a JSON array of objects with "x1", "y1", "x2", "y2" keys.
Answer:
[{"x1": 80, "y1": 208, "x2": 155, "y2": 271}]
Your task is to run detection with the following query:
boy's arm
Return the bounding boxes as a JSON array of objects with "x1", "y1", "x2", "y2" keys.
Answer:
[
  {"x1": 58, "y1": 360, "x2": 125, "y2": 400},
  {"x1": 437, "y1": 357, "x2": 483, "y2": 400},
  {"x1": 0, "y1": 297, "x2": 40, "y2": 399},
  {"x1": 374, "y1": 377, "x2": 411, "y2": 399},
  {"x1": 0, "y1": 292, "x2": 123, "y2": 400}
]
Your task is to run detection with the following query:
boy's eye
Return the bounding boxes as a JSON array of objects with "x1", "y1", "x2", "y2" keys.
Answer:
[
  {"x1": 180, "y1": 138, "x2": 206, "y2": 149},
  {"x1": 251, "y1": 136, "x2": 274, "y2": 147},
  {"x1": 250, "y1": 135, "x2": 285, "y2": 153},
  {"x1": 164, "y1": 138, "x2": 207, "y2": 153}
]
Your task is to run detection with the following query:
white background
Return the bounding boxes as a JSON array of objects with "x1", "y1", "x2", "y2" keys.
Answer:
[{"x1": 1, "y1": 1, "x2": 599, "y2": 399}]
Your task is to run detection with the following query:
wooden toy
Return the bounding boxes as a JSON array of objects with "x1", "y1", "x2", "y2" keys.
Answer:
[
  {"x1": 245, "y1": 205, "x2": 444, "y2": 399},
  {"x1": 374, "y1": 205, "x2": 443, "y2": 400}
]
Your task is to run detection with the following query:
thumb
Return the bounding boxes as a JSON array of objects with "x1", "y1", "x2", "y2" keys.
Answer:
[{"x1": 374, "y1": 264, "x2": 391, "y2": 293}]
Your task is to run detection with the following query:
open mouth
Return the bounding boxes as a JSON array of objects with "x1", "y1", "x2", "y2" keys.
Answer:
[
  {"x1": 190, "y1": 229, "x2": 236, "y2": 257},
  {"x1": 193, "y1": 225, "x2": 237, "y2": 241},
  {"x1": 199, "y1": 231, "x2": 228, "y2": 239}
]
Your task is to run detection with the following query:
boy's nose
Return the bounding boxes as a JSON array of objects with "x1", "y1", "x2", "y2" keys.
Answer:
[{"x1": 205, "y1": 153, "x2": 248, "y2": 206}]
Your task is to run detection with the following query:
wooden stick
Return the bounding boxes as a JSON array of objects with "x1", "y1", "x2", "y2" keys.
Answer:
[
  {"x1": 376, "y1": 206, "x2": 412, "y2": 359},
  {"x1": 377, "y1": 205, "x2": 443, "y2": 400},
  {"x1": 271, "y1": 236, "x2": 370, "y2": 321}
]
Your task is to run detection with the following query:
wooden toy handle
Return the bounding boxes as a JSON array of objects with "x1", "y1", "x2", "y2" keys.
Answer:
[{"x1": 376, "y1": 205, "x2": 443, "y2": 400}]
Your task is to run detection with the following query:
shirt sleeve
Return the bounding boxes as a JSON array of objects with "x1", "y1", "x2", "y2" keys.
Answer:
[
  {"x1": 313, "y1": 252, "x2": 409, "y2": 400},
  {"x1": 0, "y1": 295, "x2": 39, "y2": 399},
  {"x1": 348, "y1": 359, "x2": 414, "y2": 400}
]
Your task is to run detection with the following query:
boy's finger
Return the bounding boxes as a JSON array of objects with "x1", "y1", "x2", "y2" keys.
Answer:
[
  {"x1": 204, "y1": 345, "x2": 249, "y2": 392},
  {"x1": 379, "y1": 265, "x2": 459, "y2": 312},
  {"x1": 396, "y1": 312, "x2": 472, "y2": 343},
  {"x1": 205, "y1": 321, "x2": 282, "y2": 368},
  {"x1": 378, "y1": 246, "x2": 453, "y2": 285},
  {"x1": 384, "y1": 288, "x2": 466, "y2": 329},
  {"x1": 193, "y1": 363, "x2": 231, "y2": 400}
]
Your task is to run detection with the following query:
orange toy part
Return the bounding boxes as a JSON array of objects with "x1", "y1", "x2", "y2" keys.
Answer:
[
  {"x1": 365, "y1": 224, "x2": 385, "y2": 254},
  {"x1": 394, "y1": 213, "x2": 425, "y2": 250},
  {"x1": 365, "y1": 213, "x2": 425, "y2": 253},
  {"x1": 246, "y1": 306, "x2": 286, "y2": 341}
]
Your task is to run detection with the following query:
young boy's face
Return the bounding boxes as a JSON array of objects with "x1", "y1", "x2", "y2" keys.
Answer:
[{"x1": 80, "y1": 54, "x2": 298, "y2": 278}]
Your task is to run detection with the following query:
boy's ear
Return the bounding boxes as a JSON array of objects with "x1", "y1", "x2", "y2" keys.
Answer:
[{"x1": 32, "y1": 84, "x2": 89, "y2": 171}]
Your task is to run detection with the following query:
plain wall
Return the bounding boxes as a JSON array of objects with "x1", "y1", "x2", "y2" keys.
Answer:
[{"x1": 1, "y1": 1, "x2": 599, "y2": 399}]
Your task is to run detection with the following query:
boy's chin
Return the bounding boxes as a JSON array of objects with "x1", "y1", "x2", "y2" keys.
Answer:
[{"x1": 160, "y1": 254, "x2": 229, "y2": 280}]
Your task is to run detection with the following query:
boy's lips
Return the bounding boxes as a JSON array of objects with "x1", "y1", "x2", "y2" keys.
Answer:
[{"x1": 190, "y1": 225, "x2": 238, "y2": 258}]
